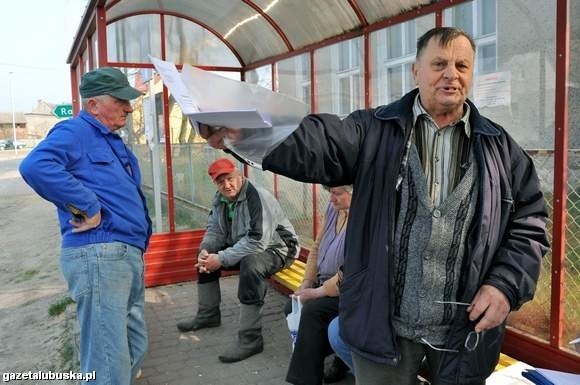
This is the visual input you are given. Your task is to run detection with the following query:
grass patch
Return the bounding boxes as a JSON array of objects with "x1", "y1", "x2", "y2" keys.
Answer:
[
  {"x1": 48, "y1": 297, "x2": 75, "y2": 317},
  {"x1": 47, "y1": 296, "x2": 79, "y2": 371},
  {"x1": 22, "y1": 269, "x2": 39, "y2": 279},
  {"x1": 58, "y1": 305, "x2": 79, "y2": 372},
  {"x1": 11, "y1": 269, "x2": 40, "y2": 283}
]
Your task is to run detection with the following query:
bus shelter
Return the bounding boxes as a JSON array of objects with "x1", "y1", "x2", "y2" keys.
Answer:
[{"x1": 67, "y1": 0, "x2": 579, "y2": 373}]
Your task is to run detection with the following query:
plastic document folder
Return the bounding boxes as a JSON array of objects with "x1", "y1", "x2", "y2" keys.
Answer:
[
  {"x1": 148, "y1": 55, "x2": 310, "y2": 168},
  {"x1": 189, "y1": 109, "x2": 271, "y2": 129},
  {"x1": 522, "y1": 368, "x2": 580, "y2": 385}
]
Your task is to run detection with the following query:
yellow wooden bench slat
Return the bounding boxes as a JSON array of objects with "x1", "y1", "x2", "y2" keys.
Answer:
[
  {"x1": 286, "y1": 260, "x2": 306, "y2": 270},
  {"x1": 280, "y1": 269, "x2": 305, "y2": 281},
  {"x1": 494, "y1": 353, "x2": 518, "y2": 371},
  {"x1": 273, "y1": 260, "x2": 307, "y2": 291}
]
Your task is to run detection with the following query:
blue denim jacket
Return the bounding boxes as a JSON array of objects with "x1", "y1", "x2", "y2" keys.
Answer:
[{"x1": 19, "y1": 110, "x2": 152, "y2": 251}]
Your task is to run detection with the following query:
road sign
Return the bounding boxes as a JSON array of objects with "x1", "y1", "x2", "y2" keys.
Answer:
[{"x1": 53, "y1": 104, "x2": 73, "y2": 118}]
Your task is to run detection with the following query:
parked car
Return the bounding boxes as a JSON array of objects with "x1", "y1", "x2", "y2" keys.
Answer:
[
  {"x1": 0, "y1": 140, "x2": 7, "y2": 150},
  {"x1": 4, "y1": 140, "x2": 26, "y2": 150}
]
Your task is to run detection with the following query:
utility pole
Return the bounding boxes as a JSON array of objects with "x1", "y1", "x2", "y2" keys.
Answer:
[{"x1": 8, "y1": 72, "x2": 18, "y2": 155}]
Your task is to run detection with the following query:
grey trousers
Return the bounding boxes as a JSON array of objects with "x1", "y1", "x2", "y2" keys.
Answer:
[{"x1": 198, "y1": 249, "x2": 284, "y2": 306}]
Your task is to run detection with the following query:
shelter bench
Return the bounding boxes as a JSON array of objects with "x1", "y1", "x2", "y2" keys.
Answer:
[{"x1": 143, "y1": 229, "x2": 309, "y2": 295}]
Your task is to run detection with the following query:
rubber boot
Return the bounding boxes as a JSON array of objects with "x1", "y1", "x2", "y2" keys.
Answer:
[
  {"x1": 177, "y1": 280, "x2": 221, "y2": 332},
  {"x1": 218, "y1": 304, "x2": 264, "y2": 363}
]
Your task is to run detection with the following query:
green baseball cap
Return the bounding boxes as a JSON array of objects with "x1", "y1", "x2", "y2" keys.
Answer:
[{"x1": 79, "y1": 67, "x2": 142, "y2": 100}]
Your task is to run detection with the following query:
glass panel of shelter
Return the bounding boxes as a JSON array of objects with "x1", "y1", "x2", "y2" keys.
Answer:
[
  {"x1": 164, "y1": 71, "x2": 240, "y2": 231},
  {"x1": 315, "y1": 37, "x2": 364, "y2": 117},
  {"x1": 107, "y1": 14, "x2": 162, "y2": 63},
  {"x1": 276, "y1": 54, "x2": 311, "y2": 106},
  {"x1": 163, "y1": 16, "x2": 240, "y2": 67}
]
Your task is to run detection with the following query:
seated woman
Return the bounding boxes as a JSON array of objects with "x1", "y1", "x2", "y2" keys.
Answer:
[{"x1": 285, "y1": 185, "x2": 352, "y2": 385}]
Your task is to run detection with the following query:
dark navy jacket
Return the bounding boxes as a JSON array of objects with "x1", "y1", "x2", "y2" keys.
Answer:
[
  {"x1": 263, "y1": 89, "x2": 549, "y2": 384},
  {"x1": 19, "y1": 110, "x2": 152, "y2": 251}
]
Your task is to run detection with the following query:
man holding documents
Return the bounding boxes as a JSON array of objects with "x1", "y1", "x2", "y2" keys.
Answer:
[
  {"x1": 196, "y1": 27, "x2": 549, "y2": 384},
  {"x1": 177, "y1": 157, "x2": 299, "y2": 363}
]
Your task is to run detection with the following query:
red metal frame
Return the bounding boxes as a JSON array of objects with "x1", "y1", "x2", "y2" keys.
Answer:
[
  {"x1": 550, "y1": 0, "x2": 570, "y2": 350},
  {"x1": 70, "y1": 66, "x2": 80, "y2": 115},
  {"x1": 347, "y1": 0, "x2": 369, "y2": 27},
  {"x1": 96, "y1": 6, "x2": 107, "y2": 66},
  {"x1": 436, "y1": 10, "x2": 443, "y2": 27},
  {"x1": 160, "y1": 14, "x2": 166, "y2": 59}
]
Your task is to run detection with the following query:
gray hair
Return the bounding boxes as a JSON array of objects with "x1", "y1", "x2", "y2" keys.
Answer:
[{"x1": 81, "y1": 95, "x2": 109, "y2": 109}]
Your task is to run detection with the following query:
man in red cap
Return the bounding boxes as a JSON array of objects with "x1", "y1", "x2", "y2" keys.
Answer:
[{"x1": 177, "y1": 157, "x2": 299, "y2": 363}]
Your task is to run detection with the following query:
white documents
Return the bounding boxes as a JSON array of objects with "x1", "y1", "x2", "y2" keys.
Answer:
[{"x1": 149, "y1": 56, "x2": 309, "y2": 167}]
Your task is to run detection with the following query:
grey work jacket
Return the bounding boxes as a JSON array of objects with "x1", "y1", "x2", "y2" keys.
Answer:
[{"x1": 201, "y1": 179, "x2": 299, "y2": 268}]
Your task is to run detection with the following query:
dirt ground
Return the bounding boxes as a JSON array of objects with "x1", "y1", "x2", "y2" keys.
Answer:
[{"x1": 0, "y1": 150, "x2": 75, "y2": 383}]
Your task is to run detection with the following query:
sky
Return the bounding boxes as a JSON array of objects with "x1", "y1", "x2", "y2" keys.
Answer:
[{"x1": 0, "y1": 0, "x2": 88, "y2": 113}]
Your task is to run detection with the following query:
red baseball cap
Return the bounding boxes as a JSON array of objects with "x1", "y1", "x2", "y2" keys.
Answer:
[{"x1": 208, "y1": 158, "x2": 237, "y2": 182}]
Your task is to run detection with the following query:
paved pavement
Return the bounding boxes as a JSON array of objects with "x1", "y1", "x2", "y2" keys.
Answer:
[{"x1": 137, "y1": 276, "x2": 355, "y2": 385}]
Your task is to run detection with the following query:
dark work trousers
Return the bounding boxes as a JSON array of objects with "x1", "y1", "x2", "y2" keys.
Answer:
[
  {"x1": 284, "y1": 295, "x2": 339, "y2": 385},
  {"x1": 198, "y1": 249, "x2": 285, "y2": 306},
  {"x1": 351, "y1": 337, "x2": 485, "y2": 385}
]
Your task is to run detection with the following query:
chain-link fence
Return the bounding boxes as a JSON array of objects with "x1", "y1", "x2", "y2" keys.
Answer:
[
  {"x1": 507, "y1": 150, "x2": 579, "y2": 351},
  {"x1": 563, "y1": 150, "x2": 580, "y2": 348}
]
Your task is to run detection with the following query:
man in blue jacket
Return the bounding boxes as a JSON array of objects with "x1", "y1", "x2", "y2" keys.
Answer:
[
  {"x1": 19, "y1": 67, "x2": 152, "y2": 385},
  {"x1": 198, "y1": 27, "x2": 549, "y2": 385}
]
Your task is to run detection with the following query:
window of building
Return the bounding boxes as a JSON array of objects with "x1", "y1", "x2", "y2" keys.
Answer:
[
  {"x1": 314, "y1": 37, "x2": 363, "y2": 115},
  {"x1": 444, "y1": 0, "x2": 498, "y2": 75},
  {"x1": 276, "y1": 54, "x2": 311, "y2": 108},
  {"x1": 371, "y1": 15, "x2": 434, "y2": 106},
  {"x1": 336, "y1": 38, "x2": 362, "y2": 115}
]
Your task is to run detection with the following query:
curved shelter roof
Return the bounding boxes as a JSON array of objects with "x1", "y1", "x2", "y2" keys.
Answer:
[{"x1": 68, "y1": 0, "x2": 432, "y2": 68}]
